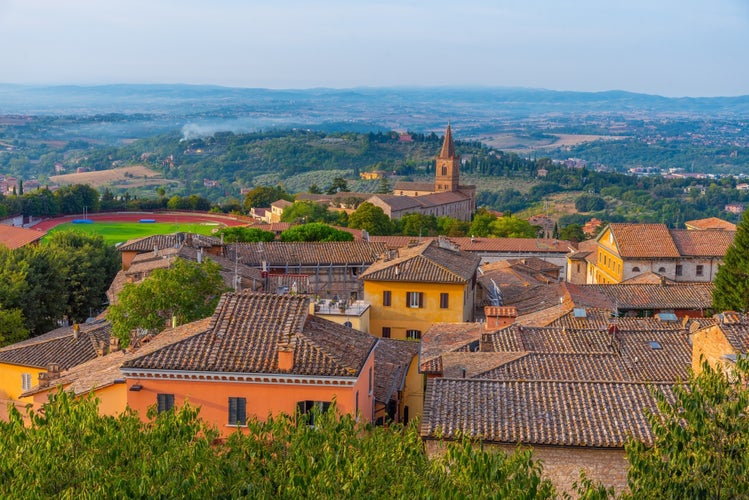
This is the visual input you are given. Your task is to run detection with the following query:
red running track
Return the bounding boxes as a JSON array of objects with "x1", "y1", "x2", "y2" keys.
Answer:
[{"x1": 32, "y1": 212, "x2": 248, "y2": 231}]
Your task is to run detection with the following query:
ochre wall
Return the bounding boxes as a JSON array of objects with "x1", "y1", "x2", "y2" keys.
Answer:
[
  {"x1": 364, "y1": 280, "x2": 467, "y2": 340},
  {"x1": 691, "y1": 324, "x2": 735, "y2": 374},
  {"x1": 0, "y1": 363, "x2": 43, "y2": 400}
]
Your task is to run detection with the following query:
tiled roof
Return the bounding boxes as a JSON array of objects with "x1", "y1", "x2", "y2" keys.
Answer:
[
  {"x1": 0, "y1": 321, "x2": 111, "y2": 370},
  {"x1": 670, "y1": 229, "x2": 735, "y2": 257},
  {"x1": 439, "y1": 124, "x2": 455, "y2": 158},
  {"x1": 478, "y1": 352, "x2": 631, "y2": 382},
  {"x1": 441, "y1": 352, "x2": 525, "y2": 379},
  {"x1": 450, "y1": 237, "x2": 573, "y2": 254},
  {"x1": 419, "y1": 323, "x2": 483, "y2": 373},
  {"x1": 368, "y1": 236, "x2": 436, "y2": 249},
  {"x1": 421, "y1": 378, "x2": 674, "y2": 447},
  {"x1": 607, "y1": 223, "x2": 680, "y2": 258},
  {"x1": 709, "y1": 313, "x2": 749, "y2": 354},
  {"x1": 549, "y1": 308, "x2": 696, "y2": 331},
  {"x1": 587, "y1": 283, "x2": 714, "y2": 310},
  {"x1": 0, "y1": 225, "x2": 45, "y2": 249},
  {"x1": 484, "y1": 325, "x2": 613, "y2": 353},
  {"x1": 122, "y1": 292, "x2": 376, "y2": 378},
  {"x1": 392, "y1": 181, "x2": 436, "y2": 193},
  {"x1": 368, "y1": 194, "x2": 424, "y2": 211},
  {"x1": 21, "y1": 319, "x2": 212, "y2": 398},
  {"x1": 373, "y1": 338, "x2": 419, "y2": 404},
  {"x1": 231, "y1": 241, "x2": 388, "y2": 266},
  {"x1": 685, "y1": 217, "x2": 736, "y2": 231},
  {"x1": 359, "y1": 240, "x2": 480, "y2": 284},
  {"x1": 620, "y1": 271, "x2": 675, "y2": 284},
  {"x1": 117, "y1": 233, "x2": 221, "y2": 253}
]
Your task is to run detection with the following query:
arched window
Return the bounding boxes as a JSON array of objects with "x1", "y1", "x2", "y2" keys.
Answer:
[
  {"x1": 441, "y1": 165, "x2": 447, "y2": 176},
  {"x1": 658, "y1": 267, "x2": 666, "y2": 273},
  {"x1": 632, "y1": 266, "x2": 641, "y2": 273}
]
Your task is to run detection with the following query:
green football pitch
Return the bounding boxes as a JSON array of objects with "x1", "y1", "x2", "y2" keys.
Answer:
[{"x1": 44, "y1": 221, "x2": 222, "y2": 246}]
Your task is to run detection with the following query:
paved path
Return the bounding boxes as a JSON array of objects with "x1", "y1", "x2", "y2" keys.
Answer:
[{"x1": 33, "y1": 211, "x2": 248, "y2": 231}]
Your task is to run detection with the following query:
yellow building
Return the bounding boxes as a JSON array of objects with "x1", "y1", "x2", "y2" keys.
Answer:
[
  {"x1": 0, "y1": 321, "x2": 112, "y2": 420},
  {"x1": 691, "y1": 312, "x2": 749, "y2": 375},
  {"x1": 360, "y1": 239, "x2": 480, "y2": 341}
]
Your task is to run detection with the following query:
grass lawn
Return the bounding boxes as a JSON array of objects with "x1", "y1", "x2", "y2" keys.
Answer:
[{"x1": 44, "y1": 221, "x2": 223, "y2": 246}]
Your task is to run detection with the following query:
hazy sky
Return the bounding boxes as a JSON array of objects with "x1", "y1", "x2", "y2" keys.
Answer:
[{"x1": 1, "y1": 0, "x2": 748, "y2": 97}]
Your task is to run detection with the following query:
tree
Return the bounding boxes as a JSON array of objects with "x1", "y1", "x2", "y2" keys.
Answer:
[
  {"x1": 623, "y1": 358, "x2": 749, "y2": 499},
  {"x1": 559, "y1": 223, "x2": 586, "y2": 243},
  {"x1": 489, "y1": 215, "x2": 538, "y2": 238},
  {"x1": 215, "y1": 226, "x2": 275, "y2": 243},
  {"x1": 243, "y1": 185, "x2": 292, "y2": 212},
  {"x1": 348, "y1": 202, "x2": 392, "y2": 235},
  {"x1": 308, "y1": 183, "x2": 322, "y2": 194},
  {"x1": 468, "y1": 208, "x2": 497, "y2": 237},
  {"x1": 280, "y1": 201, "x2": 334, "y2": 224},
  {"x1": 575, "y1": 194, "x2": 606, "y2": 212},
  {"x1": 398, "y1": 213, "x2": 438, "y2": 236},
  {"x1": 326, "y1": 176, "x2": 349, "y2": 195},
  {"x1": 0, "y1": 309, "x2": 28, "y2": 347},
  {"x1": 279, "y1": 223, "x2": 353, "y2": 242},
  {"x1": 108, "y1": 258, "x2": 228, "y2": 345},
  {"x1": 713, "y1": 209, "x2": 749, "y2": 312}
]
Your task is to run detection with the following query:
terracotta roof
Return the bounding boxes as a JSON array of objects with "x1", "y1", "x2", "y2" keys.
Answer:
[
  {"x1": 21, "y1": 318, "x2": 212, "y2": 398},
  {"x1": 117, "y1": 233, "x2": 221, "y2": 253},
  {"x1": 549, "y1": 308, "x2": 701, "y2": 331},
  {"x1": 231, "y1": 241, "x2": 387, "y2": 266},
  {"x1": 368, "y1": 194, "x2": 424, "y2": 211},
  {"x1": 441, "y1": 352, "x2": 524, "y2": 379},
  {"x1": 373, "y1": 338, "x2": 419, "y2": 404},
  {"x1": 368, "y1": 236, "x2": 436, "y2": 249},
  {"x1": 707, "y1": 313, "x2": 749, "y2": 354},
  {"x1": 670, "y1": 229, "x2": 735, "y2": 257},
  {"x1": 0, "y1": 321, "x2": 111, "y2": 370},
  {"x1": 392, "y1": 181, "x2": 436, "y2": 193},
  {"x1": 586, "y1": 283, "x2": 714, "y2": 310},
  {"x1": 0, "y1": 225, "x2": 45, "y2": 249},
  {"x1": 478, "y1": 352, "x2": 631, "y2": 382},
  {"x1": 607, "y1": 223, "x2": 680, "y2": 258},
  {"x1": 620, "y1": 271, "x2": 675, "y2": 284},
  {"x1": 419, "y1": 323, "x2": 483, "y2": 373},
  {"x1": 421, "y1": 378, "x2": 674, "y2": 447},
  {"x1": 450, "y1": 237, "x2": 574, "y2": 254},
  {"x1": 359, "y1": 240, "x2": 480, "y2": 284},
  {"x1": 271, "y1": 199, "x2": 292, "y2": 209},
  {"x1": 685, "y1": 217, "x2": 736, "y2": 231},
  {"x1": 122, "y1": 292, "x2": 376, "y2": 378}
]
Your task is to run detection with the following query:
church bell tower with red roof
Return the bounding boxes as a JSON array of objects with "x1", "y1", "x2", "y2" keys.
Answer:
[{"x1": 434, "y1": 124, "x2": 461, "y2": 192}]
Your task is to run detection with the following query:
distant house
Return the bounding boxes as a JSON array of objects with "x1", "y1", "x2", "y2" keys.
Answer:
[
  {"x1": 685, "y1": 217, "x2": 736, "y2": 231},
  {"x1": 121, "y1": 292, "x2": 377, "y2": 434},
  {"x1": 692, "y1": 311, "x2": 749, "y2": 374},
  {"x1": 270, "y1": 199, "x2": 292, "y2": 223},
  {"x1": 0, "y1": 225, "x2": 45, "y2": 249},
  {"x1": 724, "y1": 203, "x2": 744, "y2": 215},
  {"x1": 116, "y1": 232, "x2": 224, "y2": 271}
]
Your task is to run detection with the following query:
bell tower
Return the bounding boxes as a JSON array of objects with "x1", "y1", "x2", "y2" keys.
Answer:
[{"x1": 434, "y1": 124, "x2": 460, "y2": 192}]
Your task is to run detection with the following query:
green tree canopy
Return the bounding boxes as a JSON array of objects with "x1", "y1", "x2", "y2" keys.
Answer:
[
  {"x1": 215, "y1": 226, "x2": 276, "y2": 243},
  {"x1": 623, "y1": 358, "x2": 749, "y2": 499},
  {"x1": 348, "y1": 202, "x2": 392, "y2": 236},
  {"x1": 108, "y1": 258, "x2": 228, "y2": 345},
  {"x1": 280, "y1": 200, "x2": 335, "y2": 224},
  {"x1": 279, "y1": 223, "x2": 354, "y2": 242},
  {"x1": 398, "y1": 213, "x2": 438, "y2": 237},
  {"x1": 489, "y1": 215, "x2": 538, "y2": 238},
  {"x1": 242, "y1": 185, "x2": 293, "y2": 212},
  {"x1": 0, "y1": 309, "x2": 28, "y2": 347},
  {"x1": 713, "y1": 209, "x2": 749, "y2": 312},
  {"x1": 559, "y1": 223, "x2": 586, "y2": 243},
  {"x1": 326, "y1": 176, "x2": 349, "y2": 195},
  {"x1": 469, "y1": 208, "x2": 497, "y2": 237}
]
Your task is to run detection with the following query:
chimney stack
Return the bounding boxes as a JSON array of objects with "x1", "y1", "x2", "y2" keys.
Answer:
[
  {"x1": 277, "y1": 339, "x2": 295, "y2": 371},
  {"x1": 72, "y1": 323, "x2": 80, "y2": 340},
  {"x1": 154, "y1": 245, "x2": 159, "y2": 257},
  {"x1": 483, "y1": 306, "x2": 517, "y2": 330}
]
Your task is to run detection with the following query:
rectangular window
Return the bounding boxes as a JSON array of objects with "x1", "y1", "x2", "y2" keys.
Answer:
[
  {"x1": 297, "y1": 400, "x2": 331, "y2": 426},
  {"x1": 381, "y1": 327, "x2": 391, "y2": 338},
  {"x1": 368, "y1": 367, "x2": 373, "y2": 395},
  {"x1": 382, "y1": 290, "x2": 391, "y2": 307},
  {"x1": 228, "y1": 397, "x2": 247, "y2": 426},
  {"x1": 406, "y1": 329, "x2": 421, "y2": 340},
  {"x1": 407, "y1": 291, "x2": 423, "y2": 308},
  {"x1": 675, "y1": 264, "x2": 683, "y2": 276},
  {"x1": 355, "y1": 391, "x2": 359, "y2": 417},
  {"x1": 696, "y1": 264, "x2": 704, "y2": 277},
  {"x1": 157, "y1": 393, "x2": 175, "y2": 413},
  {"x1": 21, "y1": 373, "x2": 31, "y2": 392},
  {"x1": 440, "y1": 292, "x2": 449, "y2": 309}
]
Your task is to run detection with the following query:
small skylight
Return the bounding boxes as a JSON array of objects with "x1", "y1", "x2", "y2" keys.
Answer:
[
  {"x1": 648, "y1": 341, "x2": 662, "y2": 350},
  {"x1": 657, "y1": 312, "x2": 678, "y2": 322},
  {"x1": 573, "y1": 308, "x2": 587, "y2": 318}
]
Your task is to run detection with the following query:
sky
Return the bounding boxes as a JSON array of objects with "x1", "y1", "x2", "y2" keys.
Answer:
[{"x1": 1, "y1": 0, "x2": 748, "y2": 97}]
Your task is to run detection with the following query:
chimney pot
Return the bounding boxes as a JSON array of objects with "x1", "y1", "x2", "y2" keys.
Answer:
[{"x1": 277, "y1": 341, "x2": 295, "y2": 371}]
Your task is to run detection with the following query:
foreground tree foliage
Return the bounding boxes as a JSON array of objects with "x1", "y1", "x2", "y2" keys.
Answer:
[
  {"x1": 279, "y1": 222, "x2": 354, "y2": 242},
  {"x1": 0, "y1": 391, "x2": 557, "y2": 498},
  {"x1": 215, "y1": 226, "x2": 276, "y2": 243},
  {"x1": 712, "y1": 208, "x2": 749, "y2": 312},
  {"x1": 622, "y1": 358, "x2": 749, "y2": 499},
  {"x1": 108, "y1": 258, "x2": 228, "y2": 345}
]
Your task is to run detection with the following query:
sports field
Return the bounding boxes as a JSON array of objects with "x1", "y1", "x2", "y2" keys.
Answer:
[{"x1": 45, "y1": 221, "x2": 222, "y2": 246}]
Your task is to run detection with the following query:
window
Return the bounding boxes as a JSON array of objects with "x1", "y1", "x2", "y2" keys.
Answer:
[
  {"x1": 157, "y1": 393, "x2": 175, "y2": 413},
  {"x1": 368, "y1": 367, "x2": 373, "y2": 395},
  {"x1": 21, "y1": 373, "x2": 31, "y2": 392},
  {"x1": 407, "y1": 291, "x2": 423, "y2": 308},
  {"x1": 441, "y1": 165, "x2": 447, "y2": 175},
  {"x1": 632, "y1": 266, "x2": 640, "y2": 273},
  {"x1": 406, "y1": 329, "x2": 421, "y2": 340},
  {"x1": 228, "y1": 397, "x2": 247, "y2": 426},
  {"x1": 382, "y1": 290, "x2": 391, "y2": 307},
  {"x1": 658, "y1": 267, "x2": 666, "y2": 273},
  {"x1": 696, "y1": 264, "x2": 704, "y2": 277},
  {"x1": 297, "y1": 400, "x2": 331, "y2": 426},
  {"x1": 355, "y1": 391, "x2": 359, "y2": 416},
  {"x1": 381, "y1": 327, "x2": 391, "y2": 338},
  {"x1": 440, "y1": 292, "x2": 449, "y2": 309},
  {"x1": 675, "y1": 264, "x2": 683, "y2": 276}
]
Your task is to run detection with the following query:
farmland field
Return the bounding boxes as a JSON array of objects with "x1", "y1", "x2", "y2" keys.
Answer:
[
  {"x1": 44, "y1": 221, "x2": 223, "y2": 246},
  {"x1": 49, "y1": 165, "x2": 171, "y2": 188}
]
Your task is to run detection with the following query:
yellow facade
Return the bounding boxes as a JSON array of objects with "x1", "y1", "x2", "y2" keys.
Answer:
[
  {"x1": 691, "y1": 325, "x2": 736, "y2": 374},
  {"x1": 364, "y1": 280, "x2": 469, "y2": 340},
  {"x1": 401, "y1": 355, "x2": 425, "y2": 423},
  {"x1": 593, "y1": 227, "x2": 624, "y2": 284},
  {"x1": 0, "y1": 362, "x2": 44, "y2": 401}
]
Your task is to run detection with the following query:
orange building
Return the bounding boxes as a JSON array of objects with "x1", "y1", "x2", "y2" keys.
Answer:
[{"x1": 121, "y1": 292, "x2": 378, "y2": 433}]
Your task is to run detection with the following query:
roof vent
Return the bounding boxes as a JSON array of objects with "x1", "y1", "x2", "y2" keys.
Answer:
[
  {"x1": 648, "y1": 341, "x2": 662, "y2": 350},
  {"x1": 573, "y1": 308, "x2": 587, "y2": 318}
]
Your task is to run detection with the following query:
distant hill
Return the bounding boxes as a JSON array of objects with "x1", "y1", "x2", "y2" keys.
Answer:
[{"x1": 1, "y1": 85, "x2": 748, "y2": 135}]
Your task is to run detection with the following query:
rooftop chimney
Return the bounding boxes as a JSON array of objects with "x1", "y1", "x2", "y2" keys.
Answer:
[
  {"x1": 484, "y1": 306, "x2": 517, "y2": 330},
  {"x1": 277, "y1": 339, "x2": 295, "y2": 371},
  {"x1": 154, "y1": 245, "x2": 159, "y2": 257},
  {"x1": 109, "y1": 336, "x2": 121, "y2": 353},
  {"x1": 72, "y1": 323, "x2": 80, "y2": 340}
]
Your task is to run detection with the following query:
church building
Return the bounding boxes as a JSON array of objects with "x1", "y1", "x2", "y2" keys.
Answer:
[{"x1": 365, "y1": 125, "x2": 476, "y2": 221}]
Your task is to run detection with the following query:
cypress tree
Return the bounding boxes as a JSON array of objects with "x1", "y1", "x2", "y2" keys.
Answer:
[{"x1": 712, "y1": 210, "x2": 749, "y2": 312}]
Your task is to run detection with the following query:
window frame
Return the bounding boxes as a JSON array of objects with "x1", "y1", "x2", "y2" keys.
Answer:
[
  {"x1": 382, "y1": 290, "x2": 391, "y2": 307},
  {"x1": 228, "y1": 397, "x2": 247, "y2": 426},
  {"x1": 381, "y1": 326, "x2": 391, "y2": 338},
  {"x1": 439, "y1": 292, "x2": 449, "y2": 309},
  {"x1": 406, "y1": 329, "x2": 422, "y2": 340},
  {"x1": 675, "y1": 264, "x2": 683, "y2": 276},
  {"x1": 407, "y1": 291, "x2": 423, "y2": 308},
  {"x1": 696, "y1": 264, "x2": 704, "y2": 277},
  {"x1": 21, "y1": 373, "x2": 31, "y2": 392},
  {"x1": 157, "y1": 393, "x2": 175, "y2": 413}
]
